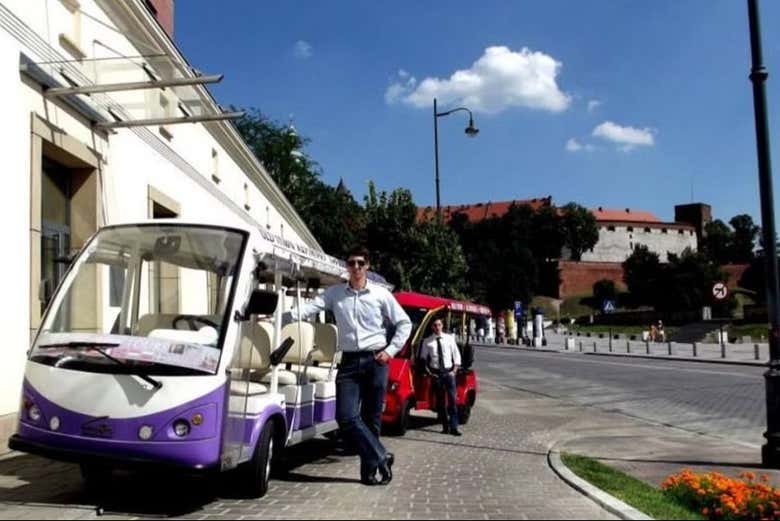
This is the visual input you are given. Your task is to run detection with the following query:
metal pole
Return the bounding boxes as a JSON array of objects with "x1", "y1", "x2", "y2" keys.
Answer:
[
  {"x1": 434, "y1": 98, "x2": 441, "y2": 219},
  {"x1": 748, "y1": 0, "x2": 780, "y2": 467}
]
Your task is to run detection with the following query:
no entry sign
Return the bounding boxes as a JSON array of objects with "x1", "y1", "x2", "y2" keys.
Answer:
[{"x1": 712, "y1": 282, "x2": 729, "y2": 301}]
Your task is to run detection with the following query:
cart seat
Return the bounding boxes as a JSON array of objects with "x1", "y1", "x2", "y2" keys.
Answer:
[
  {"x1": 291, "y1": 323, "x2": 339, "y2": 382},
  {"x1": 230, "y1": 321, "x2": 274, "y2": 396},
  {"x1": 261, "y1": 322, "x2": 315, "y2": 385}
]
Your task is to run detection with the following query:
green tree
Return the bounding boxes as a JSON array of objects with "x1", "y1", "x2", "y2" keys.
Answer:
[
  {"x1": 406, "y1": 220, "x2": 468, "y2": 298},
  {"x1": 701, "y1": 219, "x2": 734, "y2": 265},
  {"x1": 730, "y1": 214, "x2": 759, "y2": 263},
  {"x1": 623, "y1": 245, "x2": 662, "y2": 306},
  {"x1": 593, "y1": 279, "x2": 617, "y2": 309},
  {"x1": 655, "y1": 248, "x2": 729, "y2": 313},
  {"x1": 560, "y1": 203, "x2": 599, "y2": 261},
  {"x1": 233, "y1": 108, "x2": 365, "y2": 258}
]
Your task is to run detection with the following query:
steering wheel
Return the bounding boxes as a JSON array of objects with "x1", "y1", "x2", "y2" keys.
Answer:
[{"x1": 172, "y1": 315, "x2": 219, "y2": 331}]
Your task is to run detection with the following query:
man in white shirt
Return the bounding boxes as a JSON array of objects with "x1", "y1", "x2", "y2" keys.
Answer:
[
  {"x1": 286, "y1": 246, "x2": 412, "y2": 486},
  {"x1": 420, "y1": 318, "x2": 462, "y2": 436}
]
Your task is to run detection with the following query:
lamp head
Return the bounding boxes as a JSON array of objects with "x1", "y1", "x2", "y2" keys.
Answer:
[{"x1": 465, "y1": 117, "x2": 479, "y2": 137}]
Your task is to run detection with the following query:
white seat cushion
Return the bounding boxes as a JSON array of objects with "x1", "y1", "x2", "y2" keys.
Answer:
[
  {"x1": 289, "y1": 364, "x2": 336, "y2": 382},
  {"x1": 260, "y1": 369, "x2": 298, "y2": 386},
  {"x1": 230, "y1": 380, "x2": 268, "y2": 396}
]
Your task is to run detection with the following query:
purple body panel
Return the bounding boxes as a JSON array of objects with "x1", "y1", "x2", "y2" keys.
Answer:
[
  {"x1": 314, "y1": 399, "x2": 336, "y2": 423},
  {"x1": 240, "y1": 405, "x2": 285, "y2": 451},
  {"x1": 17, "y1": 380, "x2": 226, "y2": 469}
]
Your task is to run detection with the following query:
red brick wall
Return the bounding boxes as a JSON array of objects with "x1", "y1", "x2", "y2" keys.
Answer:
[
  {"x1": 558, "y1": 261, "x2": 626, "y2": 298},
  {"x1": 146, "y1": 0, "x2": 174, "y2": 38}
]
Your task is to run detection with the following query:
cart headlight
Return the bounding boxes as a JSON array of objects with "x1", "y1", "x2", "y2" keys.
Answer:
[
  {"x1": 49, "y1": 416, "x2": 61, "y2": 431},
  {"x1": 28, "y1": 405, "x2": 42, "y2": 423},
  {"x1": 173, "y1": 420, "x2": 190, "y2": 438},
  {"x1": 138, "y1": 425, "x2": 154, "y2": 441}
]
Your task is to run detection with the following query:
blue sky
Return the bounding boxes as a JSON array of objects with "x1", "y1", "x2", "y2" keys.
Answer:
[{"x1": 176, "y1": 1, "x2": 780, "y2": 225}]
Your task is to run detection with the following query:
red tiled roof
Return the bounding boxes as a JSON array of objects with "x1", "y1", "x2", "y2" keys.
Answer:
[
  {"x1": 591, "y1": 207, "x2": 661, "y2": 223},
  {"x1": 417, "y1": 197, "x2": 553, "y2": 223}
]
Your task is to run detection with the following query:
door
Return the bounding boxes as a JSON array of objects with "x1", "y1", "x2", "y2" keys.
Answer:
[{"x1": 40, "y1": 159, "x2": 72, "y2": 314}]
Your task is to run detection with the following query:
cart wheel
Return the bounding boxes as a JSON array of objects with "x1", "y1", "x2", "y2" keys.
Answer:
[
  {"x1": 80, "y1": 463, "x2": 112, "y2": 494},
  {"x1": 238, "y1": 421, "x2": 275, "y2": 498},
  {"x1": 457, "y1": 404, "x2": 472, "y2": 425}
]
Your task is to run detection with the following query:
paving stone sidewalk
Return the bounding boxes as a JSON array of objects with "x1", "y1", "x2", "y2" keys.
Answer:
[{"x1": 0, "y1": 379, "x2": 615, "y2": 520}]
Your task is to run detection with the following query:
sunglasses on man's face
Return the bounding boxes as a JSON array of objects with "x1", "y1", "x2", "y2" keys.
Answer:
[{"x1": 347, "y1": 259, "x2": 367, "y2": 268}]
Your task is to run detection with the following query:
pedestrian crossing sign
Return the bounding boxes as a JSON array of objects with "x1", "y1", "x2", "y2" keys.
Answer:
[{"x1": 602, "y1": 300, "x2": 616, "y2": 313}]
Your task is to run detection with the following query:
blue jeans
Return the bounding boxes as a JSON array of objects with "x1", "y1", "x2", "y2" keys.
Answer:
[
  {"x1": 336, "y1": 351, "x2": 389, "y2": 475},
  {"x1": 433, "y1": 372, "x2": 459, "y2": 430}
]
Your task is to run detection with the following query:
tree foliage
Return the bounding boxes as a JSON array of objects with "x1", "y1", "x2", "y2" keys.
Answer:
[
  {"x1": 700, "y1": 215, "x2": 760, "y2": 266},
  {"x1": 593, "y1": 279, "x2": 617, "y2": 308},
  {"x1": 560, "y1": 203, "x2": 599, "y2": 261},
  {"x1": 623, "y1": 245, "x2": 662, "y2": 306}
]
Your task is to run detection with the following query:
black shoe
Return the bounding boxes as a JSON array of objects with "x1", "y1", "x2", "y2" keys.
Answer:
[
  {"x1": 441, "y1": 426, "x2": 450, "y2": 434},
  {"x1": 378, "y1": 454, "x2": 394, "y2": 485},
  {"x1": 361, "y1": 467, "x2": 380, "y2": 486},
  {"x1": 450, "y1": 429, "x2": 462, "y2": 437}
]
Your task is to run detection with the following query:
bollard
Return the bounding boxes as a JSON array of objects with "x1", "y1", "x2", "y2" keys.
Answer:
[
  {"x1": 593, "y1": 341, "x2": 597, "y2": 352},
  {"x1": 627, "y1": 340, "x2": 631, "y2": 353},
  {"x1": 579, "y1": 341, "x2": 583, "y2": 352},
  {"x1": 609, "y1": 333, "x2": 613, "y2": 351},
  {"x1": 756, "y1": 344, "x2": 761, "y2": 361},
  {"x1": 721, "y1": 343, "x2": 726, "y2": 359},
  {"x1": 646, "y1": 340, "x2": 650, "y2": 355},
  {"x1": 668, "y1": 341, "x2": 672, "y2": 356},
  {"x1": 693, "y1": 342, "x2": 698, "y2": 357}
]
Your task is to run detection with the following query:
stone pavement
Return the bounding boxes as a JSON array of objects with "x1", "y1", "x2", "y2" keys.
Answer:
[
  {"x1": 0, "y1": 377, "x2": 616, "y2": 520},
  {"x1": 3, "y1": 354, "x2": 775, "y2": 520}
]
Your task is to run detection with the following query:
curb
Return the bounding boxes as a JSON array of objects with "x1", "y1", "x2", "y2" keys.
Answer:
[
  {"x1": 473, "y1": 342, "x2": 767, "y2": 367},
  {"x1": 583, "y1": 351, "x2": 767, "y2": 368},
  {"x1": 547, "y1": 449, "x2": 653, "y2": 521}
]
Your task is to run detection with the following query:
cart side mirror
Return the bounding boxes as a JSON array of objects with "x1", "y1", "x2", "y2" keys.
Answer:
[{"x1": 241, "y1": 289, "x2": 278, "y2": 320}]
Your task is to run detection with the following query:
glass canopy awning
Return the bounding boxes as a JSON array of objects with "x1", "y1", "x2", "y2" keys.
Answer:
[{"x1": 20, "y1": 53, "x2": 243, "y2": 129}]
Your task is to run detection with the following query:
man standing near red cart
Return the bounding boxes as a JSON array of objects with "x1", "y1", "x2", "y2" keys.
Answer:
[{"x1": 421, "y1": 318, "x2": 462, "y2": 436}]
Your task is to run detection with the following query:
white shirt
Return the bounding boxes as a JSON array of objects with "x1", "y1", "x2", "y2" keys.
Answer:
[
  {"x1": 286, "y1": 281, "x2": 412, "y2": 357},
  {"x1": 420, "y1": 333, "x2": 461, "y2": 371}
]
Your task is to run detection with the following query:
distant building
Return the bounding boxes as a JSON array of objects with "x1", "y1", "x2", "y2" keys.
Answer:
[{"x1": 580, "y1": 207, "x2": 697, "y2": 263}]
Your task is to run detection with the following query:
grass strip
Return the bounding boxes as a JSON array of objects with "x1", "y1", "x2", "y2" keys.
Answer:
[{"x1": 561, "y1": 453, "x2": 704, "y2": 520}]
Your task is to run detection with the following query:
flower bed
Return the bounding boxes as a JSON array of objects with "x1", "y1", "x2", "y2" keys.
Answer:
[{"x1": 662, "y1": 469, "x2": 780, "y2": 520}]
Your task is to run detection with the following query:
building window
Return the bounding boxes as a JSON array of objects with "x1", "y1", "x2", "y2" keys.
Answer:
[
  {"x1": 678, "y1": 229, "x2": 684, "y2": 235},
  {"x1": 608, "y1": 225, "x2": 616, "y2": 232},
  {"x1": 211, "y1": 148, "x2": 220, "y2": 184},
  {"x1": 59, "y1": 0, "x2": 85, "y2": 60},
  {"x1": 662, "y1": 228, "x2": 668, "y2": 234},
  {"x1": 645, "y1": 227, "x2": 652, "y2": 233},
  {"x1": 627, "y1": 227, "x2": 634, "y2": 232}
]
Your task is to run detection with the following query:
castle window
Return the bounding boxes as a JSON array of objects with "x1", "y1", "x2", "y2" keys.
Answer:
[
  {"x1": 627, "y1": 227, "x2": 634, "y2": 232},
  {"x1": 645, "y1": 227, "x2": 652, "y2": 233},
  {"x1": 662, "y1": 228, "x2": 668, "y2": 234},
  {"x1": 608, "y1": 226, "x2": 616, "y2": 232}
]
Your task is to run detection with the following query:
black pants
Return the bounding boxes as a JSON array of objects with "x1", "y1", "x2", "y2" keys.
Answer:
[{"x1": 432, "y1": 372, "x2": 459, "y2": 430}]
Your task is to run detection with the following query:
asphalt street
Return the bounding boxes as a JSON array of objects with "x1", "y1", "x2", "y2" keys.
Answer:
[{"x1": 475, "y1": 347, "x2": 767, "y2": 447}]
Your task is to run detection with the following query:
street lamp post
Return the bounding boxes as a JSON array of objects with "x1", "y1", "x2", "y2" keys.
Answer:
[
  {"x1": 746, "y1": 0, "x2": 780, "y2": 468},
  {"x1": 433, "y1": 97, "x2": 479, "y2": 220}
]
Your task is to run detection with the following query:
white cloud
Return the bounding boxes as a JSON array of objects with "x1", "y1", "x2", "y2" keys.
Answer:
[
  {"x1": 293, "y1": 40, "x2": 313, "y2": 59},
  {"x1": 385, "y1": 70, "x2": 418, "y2": 104},
  {"x1": 592, "y1": 121, "x2": 655, "y2": 151},
  {"x1": 385, "y1": 46, "x2": 571, "y2": 114},
  {"x1": 566, "y1": 138, "x2": 595, "y2": 153},
  {"x1": 587, "y1": 99, "x2": 602, "y2": 112}
]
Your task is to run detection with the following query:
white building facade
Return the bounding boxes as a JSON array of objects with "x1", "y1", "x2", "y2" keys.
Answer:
[
  {"x1": 581, "y1": 222, "x2": 698, "y2": 263},
  {"x1": 0, "y1": 0, "x2": 322, "y2": 449}
]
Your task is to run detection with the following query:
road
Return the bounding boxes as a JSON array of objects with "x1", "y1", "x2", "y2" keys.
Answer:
[{"x1": 475, "y1": 346, "x2": 767, "y2": 447}]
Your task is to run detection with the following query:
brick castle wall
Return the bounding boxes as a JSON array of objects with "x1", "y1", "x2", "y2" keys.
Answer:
[{"x1": 558, "y1": 260, "x2": 626, "y2": 298}]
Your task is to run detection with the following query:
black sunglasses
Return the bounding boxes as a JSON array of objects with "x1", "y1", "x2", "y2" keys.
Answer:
[{"x1": 347, "y1": 259, "x2": 367, "y2": 267}]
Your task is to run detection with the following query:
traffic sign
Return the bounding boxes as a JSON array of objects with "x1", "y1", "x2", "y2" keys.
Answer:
[
  {"x1": 602, "y1": 300, "x2": 616, "y2": 313},
  {"x1": 712, "y1": 282, "x2": 729, "y2": 301},
  {"x1": 514, "y1": 301, "x2": 524, "y2": 317}
]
